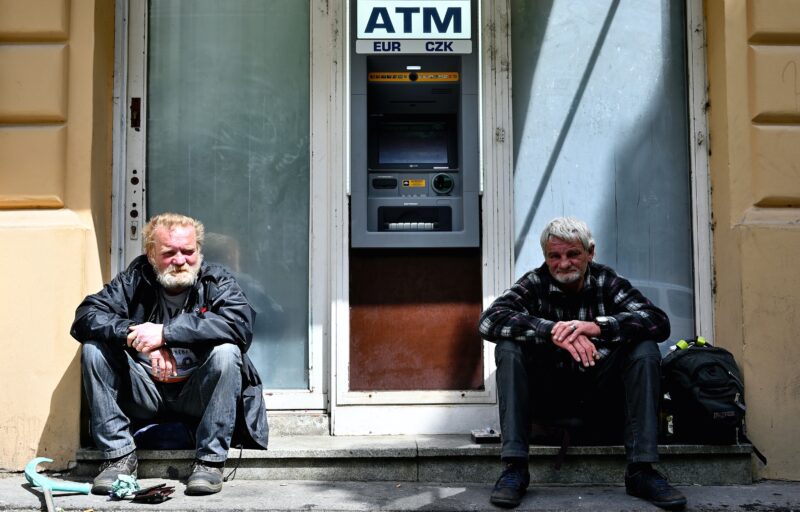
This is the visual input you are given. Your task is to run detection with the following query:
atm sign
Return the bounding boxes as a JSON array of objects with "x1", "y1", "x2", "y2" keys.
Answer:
[{"x1": 357, "y1": 0, "x2": 471, "y2": 39}]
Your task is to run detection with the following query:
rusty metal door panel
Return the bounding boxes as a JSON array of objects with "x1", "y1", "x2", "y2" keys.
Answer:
[{"x1": 349, "y1": 249, "x2": 483, "y2": 391}]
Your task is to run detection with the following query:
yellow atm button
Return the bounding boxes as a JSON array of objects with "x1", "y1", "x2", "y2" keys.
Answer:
[
  {"x1": 417, "y1": 72, "x2": 459, "y2": 82},
  {"x1": 403, "y1": 179, "x2": 426, "y2": 187}
]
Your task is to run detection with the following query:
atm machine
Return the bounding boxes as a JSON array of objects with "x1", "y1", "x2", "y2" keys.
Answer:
[
  {"x1": 348, "y1": 1, "x2": 483, "y2": 393},
  {"x1": 351, "y1": 32, "x2": 479, "y2": 247}
]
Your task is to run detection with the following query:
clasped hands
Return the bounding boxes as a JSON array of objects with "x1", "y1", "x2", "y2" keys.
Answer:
[
  {"x1": 127, "y1": 322, "x2": 177, "y2": 382},
  {"x1": 551, "y1": 320, "x2": 602, "y2": 368}
]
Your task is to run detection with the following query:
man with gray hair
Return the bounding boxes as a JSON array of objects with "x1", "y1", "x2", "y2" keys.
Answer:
[
  {"x1": 479, "y1": 217, "x2": 686, "y2": 509},
  {"x1": 71, "y1": 213, "x2": 268, "y2": 496}
]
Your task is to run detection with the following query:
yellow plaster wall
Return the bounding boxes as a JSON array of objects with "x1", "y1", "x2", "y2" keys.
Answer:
[
  {"x1": 0, "y1": 212, "x2": 88, "y2": 468},
  {"x1": 0, "y1": 0, "x2": 113, "y2": 470},
  {"x1": 707, "y1": 0, "x2": 800, "y2": 479}
]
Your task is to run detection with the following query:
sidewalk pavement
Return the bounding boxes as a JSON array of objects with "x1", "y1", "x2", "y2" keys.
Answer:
[{"x1": 2, "y1": 474, "x2": 800, "y2": 512}]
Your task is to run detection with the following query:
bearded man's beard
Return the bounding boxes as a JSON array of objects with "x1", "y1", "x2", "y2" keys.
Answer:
[
  {"x1": 552, "y1": 268, "x2": 582, "y2": 285},
  {"x1": 155, "y1": 255, "x2": 202, "y2": 292}
]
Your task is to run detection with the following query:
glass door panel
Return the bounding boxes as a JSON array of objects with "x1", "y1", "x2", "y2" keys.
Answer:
[
  {"x1": 510, "y1": 0, "x2": 695, "y2": 346},
  {"x1": 145, "y1": 0, "x2": 311, "y2": 388}
]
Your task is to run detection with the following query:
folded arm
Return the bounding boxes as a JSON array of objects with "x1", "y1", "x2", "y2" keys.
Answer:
[
  {"x1": 595, "y1": 277, "x2": 670, "y2": 344},
  {"x1": 70, "y1": 273, "x2": 136, "y2": 346},
  {"x1": 162, "y1": 274, "x2": 255, "y2": 351},
  {"x1": 478, "y1": 273, "x2": 555, "y2": 345}
]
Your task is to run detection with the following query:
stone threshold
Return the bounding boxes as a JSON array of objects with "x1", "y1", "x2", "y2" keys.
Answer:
[{"x1": 74, "y1": 434, "x2": 755, "y2": 485}]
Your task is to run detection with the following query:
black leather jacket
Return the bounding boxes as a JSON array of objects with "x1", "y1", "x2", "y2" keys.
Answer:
[{"x1": 71, "y1": 255, "x2": 269, "y2": 449}]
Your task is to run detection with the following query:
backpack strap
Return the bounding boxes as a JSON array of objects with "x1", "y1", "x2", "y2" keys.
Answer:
[
  {"x1": 739, "y1": 430, "x2": 768, "y2": 465},
  {"x1": 553, "y1": 428, "x2": 571, "y2": 471}
]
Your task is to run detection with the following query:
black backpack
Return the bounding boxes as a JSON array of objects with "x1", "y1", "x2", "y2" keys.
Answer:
[{"x1": 661, "y1": 339, "x2": 765, "y2": 464}]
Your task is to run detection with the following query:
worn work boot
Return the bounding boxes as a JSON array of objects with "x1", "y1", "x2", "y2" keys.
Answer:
[
  {"x1": 185, "y1": 459, "x2": 224, "y2": 495},
  {"x1": 489, "y1": 460, "x2": 531, "y2": 508},
  {"x1": 625, "y1": 464, "x2": 687, "y2": 510},
  {"x1": 92, "y1": 451, "x2": 138, "y2": 495}
]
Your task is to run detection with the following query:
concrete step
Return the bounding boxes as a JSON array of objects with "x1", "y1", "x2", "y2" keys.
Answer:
[{"x1": 74, "y1": 435, "x2": 754, "y2": 485}]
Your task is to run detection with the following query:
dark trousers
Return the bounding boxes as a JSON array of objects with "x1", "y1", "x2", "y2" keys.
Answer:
[
  {"x1": 82, "y1": 341, "x2": 242, "y2": 463},
  {"x1": 495, "y1": 338, "x2": 661, "y2": 463}
]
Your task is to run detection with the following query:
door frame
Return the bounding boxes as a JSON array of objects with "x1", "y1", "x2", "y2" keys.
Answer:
[
  {"x1": 330, "y1": 0, "x2": 506, "y2": 435},
  {"x1": 111, "y1": 0, "x2": 714, "y2": 432},
  {"x1": 686, "y1": 0, "x2": 714, "y2": 341}
]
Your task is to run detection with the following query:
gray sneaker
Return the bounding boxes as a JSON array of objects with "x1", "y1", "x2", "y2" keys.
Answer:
[
  {"x1": 92, "y1": 451, "x2": 138, "y2": 495},
  {"x1": 185, "y1": 460, "x2": 224, "y2": 495}
]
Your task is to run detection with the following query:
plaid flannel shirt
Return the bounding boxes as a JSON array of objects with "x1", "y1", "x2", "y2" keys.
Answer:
[{"x1": 478, "y1": 261, "x2": 670, "y2": 346}]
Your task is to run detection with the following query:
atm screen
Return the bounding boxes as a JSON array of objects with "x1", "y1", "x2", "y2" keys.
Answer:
[{"x1": 374, "y1": 119, "x2": 455, "y2": 168}]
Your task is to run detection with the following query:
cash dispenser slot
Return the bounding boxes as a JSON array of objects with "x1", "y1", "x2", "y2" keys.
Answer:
[{"x1": 378, "y1": 206, "x2": 452, "y2": 232}]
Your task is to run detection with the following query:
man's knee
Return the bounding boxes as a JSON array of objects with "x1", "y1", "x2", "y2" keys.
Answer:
[
  {"x1": 494, "y1": 340, "x2": 525, "y2": 367},
  {"x1": 627, "y1": 340, "x2": 661, "y2": 362},
  {"x1": 81, "y1": 340, "x2": 114, "y2": 369},
  {"x1": 621, "y1": 340, "x2": 661, "y2": 387},
  {"x1": 204, "y1": 343, "x2": 242, "y2": 375},
  {"x1": 494, "y1": 340, "x2": 532, "y2": 400}
]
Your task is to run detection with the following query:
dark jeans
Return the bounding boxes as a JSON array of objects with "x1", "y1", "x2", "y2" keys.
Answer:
[
  {"x1": 495, "y1": 339, "x2": 661, "y2": 463},
  {"x1": 81, "y1": 341, "x2": 242, "y2": 463}
]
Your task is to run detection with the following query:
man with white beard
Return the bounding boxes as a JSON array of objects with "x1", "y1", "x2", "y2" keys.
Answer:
[
  {"x1": 71, "y1": 213, "x2": 268, "y2": 496},
  {"x1": 479, "y1": 217, "x2": 686, "y2": 510}
]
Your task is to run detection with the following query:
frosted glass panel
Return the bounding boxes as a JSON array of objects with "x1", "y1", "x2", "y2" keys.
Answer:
[
  {"x1": 146, "y1": 0, "x2": 310, "y2": 388},
  {"x1": 511, "y1": 0, "x2": 695, "y2": 345}
]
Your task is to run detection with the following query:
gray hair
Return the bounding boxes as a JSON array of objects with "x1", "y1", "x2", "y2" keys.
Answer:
[
  {"x1": 143, "y1": 212, "x2": 205, "y2": 260},
  {"x1": 540, "y1": 217, "x2": 595, "y2": 255}
]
